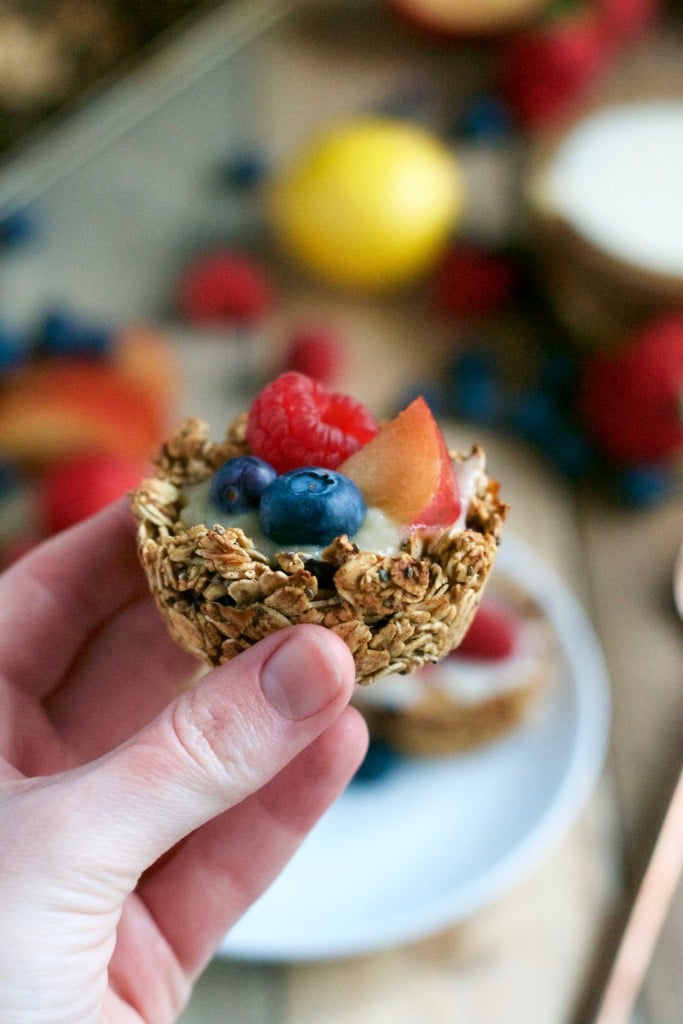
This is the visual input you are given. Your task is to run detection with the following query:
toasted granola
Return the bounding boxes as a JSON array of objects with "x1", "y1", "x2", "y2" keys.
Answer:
[{"x1": 131, "y1": 417, "x2": 508, "y2": 684}]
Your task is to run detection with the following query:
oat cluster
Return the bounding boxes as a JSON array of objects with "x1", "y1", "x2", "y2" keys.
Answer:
[{"x1": 131, "y1": 416, "x2": 508, "y2": 684}]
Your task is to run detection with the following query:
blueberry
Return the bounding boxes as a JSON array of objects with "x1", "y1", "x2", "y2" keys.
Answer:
[
  {"x1": 210, "y1": 455, "x2": 277, "y2": 514},
  {"x1": 40, "y1": 309, "x2": 110, "y2": 359},
  {"x1": 0, "y1": 208, "x2": 36, "y2": 247},
  {"x1": 447, "y1": 350, "x2": 506, "y2": 426},
  {"x1": 0, "y1": 322, "x2": 28, "y2": 372},
  {"x1": 351, "y1": 740, "x2": 402, "y2": 785},
  {"x1": 614, "y1": 464, "x2": 675, "y2": 507},
  {"x1": 218, "y1": 149, "x2": 268, "y2": 190},
  {"x1": 509, "y1": 387, "x2": 562, "y2": 443},
  {"x1": 450, "y1": 94, "x2": 514, "y2": 144},
  {"x1": 545, "y1": 428, "x2": 595, "y2": 479},
  {"x1": 260, "y1": 468, "x2": 366, "y2": 546},
  {"x1": 0, "y1": 459, "x2": 20, "y2": 498}
]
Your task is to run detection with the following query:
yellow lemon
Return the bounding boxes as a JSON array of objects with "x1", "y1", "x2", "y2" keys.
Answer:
[{"x1": 270, "y1": 118, "x2": 463, "y2": 291}]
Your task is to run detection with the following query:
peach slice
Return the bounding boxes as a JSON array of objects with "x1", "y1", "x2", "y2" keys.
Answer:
[
  {"x1": 0, "y1": 361, "x2": 166, "y2": 467},
  {"x1": 112, "y1": 324, "x2": 182, "y2": 415},
  {"x1": 339, "y1": 396, "x2": 460, "y2": 527}
]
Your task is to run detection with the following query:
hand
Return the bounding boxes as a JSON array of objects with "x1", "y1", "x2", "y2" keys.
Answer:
[{"x1": 0, "y1": 498, "x2": 367, "y2": 1023}]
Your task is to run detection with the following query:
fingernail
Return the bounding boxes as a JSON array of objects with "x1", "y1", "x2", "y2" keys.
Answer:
[{"x1": 261, "y1": 630, "x2": 343, "y2": 720}]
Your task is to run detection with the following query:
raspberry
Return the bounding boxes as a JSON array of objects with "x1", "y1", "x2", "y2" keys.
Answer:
[
  {"x1": 178, "y1": 250, "x2": 273, "y2": 326},
  {"x1": 578, "y1": 315, "x2": 683, "y2": 465},
  {"x1": 453, "y1": 600, "x2": 518, "y2": 661},
  {"x1": 431, "y1": 246, "x2": 517, "y2": 318},
  {"x1": 246, "y1": 372, "x2": 378, "y2": 473},
  {"x1": 283, "y1": 325, "x2": 344, "y2": 385},
  {"x1": 499, "y1": 13, "x2": 610, "y2": 130}
]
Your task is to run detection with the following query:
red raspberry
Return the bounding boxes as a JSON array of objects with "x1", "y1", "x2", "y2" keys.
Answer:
[
  {"x1": 178, "y1": 250, "x2": 273, "y2": 326},
  {"x1": 578, "y1": 315, "x2": 683, "y2": 465},
  {"x1": 431, "y1": 245, "x2": 518, "y2": 318},
  {"x1": 597, "y1": 0, "x2": 660, "y2": 44},
  {"x1": 499, "y1": 12, "x2": 611, "y2": 130},
  {"x1": 246, "y1": 372, "x2": 378, "y2": 473},
  {"x1": 283, "y1": 325, "x2": 344, "y2": 385},
  {"x1": 453, "y1": 600, "x2": 519, "y2": 661}
]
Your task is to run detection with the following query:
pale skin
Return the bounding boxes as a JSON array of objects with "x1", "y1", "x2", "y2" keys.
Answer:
[{"x1": 0, "y1": 498, "x2": 368, "y2": 1023}]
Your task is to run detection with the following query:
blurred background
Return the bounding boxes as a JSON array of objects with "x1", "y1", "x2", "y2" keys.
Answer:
[{"x1": 0, "y1": 1, "x2": 681, "y2": 1022}]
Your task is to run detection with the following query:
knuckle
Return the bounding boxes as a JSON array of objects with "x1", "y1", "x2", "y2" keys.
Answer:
[{"x1": 167, "y1": 690, "x2": 256, "y2": 791}]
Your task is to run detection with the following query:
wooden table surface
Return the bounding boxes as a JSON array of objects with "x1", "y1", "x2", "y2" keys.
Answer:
[{"x1": 0, "y1": 3, "x2": 680, "y2": 1021}]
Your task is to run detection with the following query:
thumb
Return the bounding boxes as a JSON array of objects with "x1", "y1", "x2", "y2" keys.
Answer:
[{"x1": 37, "y1": 625, "x2": 357, "y2": 891}]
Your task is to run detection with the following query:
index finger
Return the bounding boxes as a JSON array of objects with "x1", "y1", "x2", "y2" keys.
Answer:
[{"x1": 0, "y1": 497, "x2": 147, "y2": 698}]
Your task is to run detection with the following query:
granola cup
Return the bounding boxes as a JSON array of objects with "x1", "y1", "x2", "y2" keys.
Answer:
[{"x1": 130, "y1": 414, "x2": 508, "y2": 685}]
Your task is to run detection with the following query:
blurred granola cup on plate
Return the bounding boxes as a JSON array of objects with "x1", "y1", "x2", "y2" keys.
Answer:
[
  {"x1": 130, "y1": 375, "x2": 507, "y2": 685},
  {"x1": 352, "y1": 573, "x2": 559, "y2": 752}
]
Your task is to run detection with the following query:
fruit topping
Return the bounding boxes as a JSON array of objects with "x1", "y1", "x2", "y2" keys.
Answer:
[
  {"x1": 246, "y1": 371, "x2": 378, "y2": 474},
  {"x1": 259, "y1": 467, "x2": 366, "y2": 546},
  {"x1": 339, "y1": 396, "x2": 460, "y2": 528},
  {"x1": 209, "y1": 455, "x2": 277, "y2": 515}
]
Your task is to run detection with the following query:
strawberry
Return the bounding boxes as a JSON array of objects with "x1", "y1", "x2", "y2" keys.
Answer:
[
  {"x1": 453, "y1": 600, "x2": 519, "y2": 661},
  {"x1": 577, "y1": 315, "x2": 683, "y2": 465},
  {"x1": 499, "y1": 9, "x2": 612, "y2": 130},
  {"x1": 246, "y1": 372, "x2": 378, "y2": 474},
  {"x1": 178, "y1": 250, "x2": 273, "y2": 326}
]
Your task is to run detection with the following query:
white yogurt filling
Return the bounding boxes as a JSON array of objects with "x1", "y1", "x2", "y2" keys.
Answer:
[{"x1": 178, "y1": 449, "x2": 485, "y2": 561}]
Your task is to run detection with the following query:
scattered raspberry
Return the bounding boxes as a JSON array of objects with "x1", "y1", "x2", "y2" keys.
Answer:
[
  {"x1": 431, "y1": 245, "x2": 518, "y2": 318},
  {"x1": 597, "y1": 0, "x2": 659, "y2": 44},
  {"x1": 40, "y1": 452, "x2": 146, "y2": 534},
  {"x1": 283, "y1": 325, "x2": 344, "y2": 385},
  {"x1": 499, "y1": 12, "x2": 611, "y2": 130},
  {"x1": 246, "y1": 372, "x2": 378, "y2": 473},
  {"x1": 178, "y1": 250, "x2": 273, "y2": 326},
  {"x1": 577, "y1": 315, "x2": 683, "y2": 465},
  {"x1": 453, "y1": 600, "x2": 519, "y2": 661}
]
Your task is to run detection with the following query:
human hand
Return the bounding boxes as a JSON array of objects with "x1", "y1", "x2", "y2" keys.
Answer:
[{"x1": 0, "y1": 498, "x2": 367, "y2": 1023}]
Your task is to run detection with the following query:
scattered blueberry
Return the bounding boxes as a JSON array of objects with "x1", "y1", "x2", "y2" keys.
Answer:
[
  {"x1": 545, "y1": 427, "x2": 596, "y2": 479},
  {"x1": 0, "y1": 208, "x2": 36, "y2": 247},
  {"x1": 537, "y1": 349, "x2": 580, "y2": 397},
  {"x1": 450, "y1": 95, "x2": 514, "y2": 144},
  {"x1": 447, "y1": 350, "x2": 506, "y2": 426},
  {"x1": 218, "y1": 149, "x2": 269, "y2": 190},
  {"x1": 39, "y1": 309, "x2": 110, "y2": 359},
  {"x1": 0, "y1": 459, "x2": 20, "y2": 498},
  {"x1": 0, "y1": 322, "x2": 28, "y2": 372},
  {"x1": 613, "y1": 464, "x2": 675, "y2": 507},
  {"x1": 260, "y1": 468, "x2": 366, "y2": 546},
  {"x1": 210, "y1": 455, "x2": 277, "y2": 515},
  {"x1": 508, "y1": 387, "x2": 563, "y2": 443},
  {"x1": 351, "y1": 739, "x2": 402, "y2": 785}
]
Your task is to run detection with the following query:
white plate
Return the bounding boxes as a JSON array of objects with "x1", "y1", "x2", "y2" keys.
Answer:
[{"x1": 218, "y1": 535, "x2": 611, "y2": 962}]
